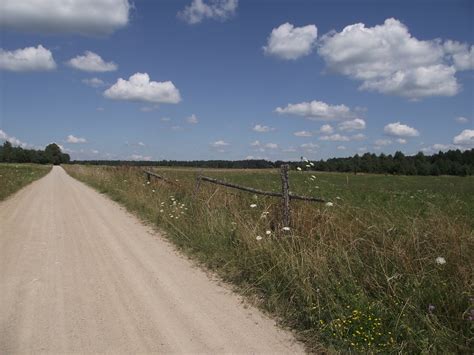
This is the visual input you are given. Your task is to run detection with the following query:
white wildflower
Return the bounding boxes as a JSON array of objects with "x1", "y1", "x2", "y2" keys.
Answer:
[
  {"x1": 250, "y1": 204, "x2": 257, "y2": 208},
  {"x1": 256, "y1": 235, "x2": 263, "y2": 241},
  {"x1": 152, "y1": 189, "x2": 156, "y2": 193},
  {"x1": 147, "y1": 181, "x2": 150, "y2": 184},
  {"x1": 159, "y1": 209, "x2": 164, "y2": 213},
  {"x1": 435, "y1": 257, "x2": 446, "y2": 265},
  {"x1": 325, "y1": 202, "x2": 334, "y2": 207},
  {"x1": 296, "y1": 167, "x2": 302, "y2": 171},
  {"x1": 336, "y1": 196, "x2": 341, "y2": 200},
  {"x1": 266, "y1": 230, "x2": 272, "y2": 235},
  {"x1": 282, "y1": 227, "x2": 291, "y2": 231}
]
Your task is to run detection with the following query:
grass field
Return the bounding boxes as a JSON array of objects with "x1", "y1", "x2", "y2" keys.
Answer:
[
  {"x1": 64, "y1": 164, "x2": 474, "y2": 353},
  {"x1": 0, "y1": 164, "x2": 51, "y2": 201}
]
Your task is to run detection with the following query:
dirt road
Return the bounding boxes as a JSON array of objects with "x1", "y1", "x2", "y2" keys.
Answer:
[{"x1": 0, "y1": 166, "x2": 304, "y2": 353}]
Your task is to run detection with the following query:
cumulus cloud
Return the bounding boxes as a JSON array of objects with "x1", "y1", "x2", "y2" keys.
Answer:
[
  {"x1": 275, "y1": 100, "x2": 354, "y2": 121},
  {"x1": 455, "y1": 116, "x2": 469, "y2": 124},
  {"x1": 253, "y1": 124, "x2": 274, "y2": 132},
  {"x1": 384, "y1": 122, "x2": 419, "y2": 137},
  {"x1": 0, "y1": 129, "x2": 28, "y2": 147},
  {"x1": 82, "y1": 77, "x2": 106, "y2": 87},
  {"x1": 319, "y1": 134, "x2": 350, "y2": 142},
  {"x1": 351, "y1": 133, "x2": 366, "y2": 141},
  {"x1": 0, "y1": 0, "x2": 130, "y2": 36},
  {"x1": 300, "y1": 143, "x2": 319, "y2": 149},
  {"x1": 67, "y1": 51, "x2": 117, "y2": 72},
  {"x1": 178, "y1": 0, "x2": 238, "y2": 24},
  {"x1": 374, "y1": 139, "x2": 392, "y2": 146},
  {"x1": 320, "y1": 124, "x2": 334, "y2": 134},
  {"x1": 338, "y1": 118, "x2": 366, "y2": 131},
  {"x1": 66, "y1": 135, "x2": 87, "y2": 143},
  {"x1": 186, "y1": 114, "x2": 199, "y2": 124},
  {"x1": 294, "y1": 130, "x2": 313, "y2": 137},
  {"x1": 0, "y1": 45, "x2": 56, "y2": 71},
  {"x1": 250, "y1": 140, "x2": 260, "y2": 146},
  {"x1": 104, "y1": 73, "x2": 181, "y2": 104},
  {"x1": 443, "y1": 40, "x2": 474, "y2": 71},
  {"x1": 211, "y1": 140, "x2": 230, "y2": 147},
  {"x1": 263, "y1": 23, "x2": 317, "y2": 60},
  {"x1": 396, "y1": 138, "x2": 407, "y2": 144},
  {"x1": 317, "y1": 18, "x2": 473, "y2": 99},
  {"x1": 453, "y1": 129, "x2": 474, "y2": 146}
]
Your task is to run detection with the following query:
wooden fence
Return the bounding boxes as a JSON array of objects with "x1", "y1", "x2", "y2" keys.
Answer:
[{"x1": 144, "y1": 164, "x2": 325, "y2": 227}]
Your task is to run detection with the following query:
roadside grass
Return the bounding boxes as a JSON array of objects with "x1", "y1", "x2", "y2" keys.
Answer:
[
  {"x1": 64, "y1": 165, "x2": 474, "y2": 353},
  {"x1": 0, "y1": 163, "x2": 51, "y2": 201}
]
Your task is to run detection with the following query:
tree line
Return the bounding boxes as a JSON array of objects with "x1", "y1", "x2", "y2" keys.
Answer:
[
  {"x1": 0, "y1": 141, "x2": 70, "y2": 165},
  {"x1": 72, "y1": 148, "x2": 474, "y2": 176}
]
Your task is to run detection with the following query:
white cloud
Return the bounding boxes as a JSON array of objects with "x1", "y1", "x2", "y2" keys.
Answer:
[
  {"x1": 186, "y1": 114, "x2": 199, "y2": 124},
  {"x1": 453, "y1": 129, "x2": 474, "y2": 146},
  {"x1": 104, "y1": 73, "x2": 181, "y2": 104},
  {"x1": 138, "y1": 142, "x2": 145, "y2": 147},
  {"x1": 455, "y1": 116, "x2": 469, "y2": 124},
  {"x1": 161, "y1": 117, "x2": 171, "y2": 122},
  {"x1": 300, "y1": 143, "x2": 319, "y2": 149},
  {"x1": 68, "y1": 51, "x2": 117, "y2": 72},
  {"x1": 67, "y1": 135, "x2": 87, "y2": 144},
  {"x1": 0, "y1": 130, "x2": 28, "y2": 147},
  {"x1": 265, "y1": 143, "x2": 278, "y2": 149},
  {"x1": 337, "y1": 145, "x2": 346, "y2": 150},
  {"x1": 319, "y1": 134, "x2": 349, "y2": 142},
  {"x1": 250, "y1": 140, "x2": 260, "y2": 146},
  {"x1": 374, "y1": 139, "x2": 392, "y2": 146},
  {"x1": 351, "y1": 133, "x2": 366, "y2": 141},
  {"x1": 82, "y1": 77, "x2": 105, "y2": 87},
  {"x1": 211, "y1": 140, "x2": 230, "y2": 147},
  {"x1": 0, "y1": 45, "x2": 56, "y2": 71},
  {"x1": 320, "y1": 124, "x2": 334, "y2": 134},
  {"x1": 0, "y1": 0, "x2": 130, "y2": 36},
  {"x1": 396, "y1": 138, "x2": 407, "y2": 144},
  {"x1": 294, "y1": 130, "x2": 313, "y2": 137},
  {"x1": 318, "y1": 18, "x2": 469, "y2": 99},
  {"x1": 178, "y1": 0, "x2": 238, "y2": 25},
  {"x1": 443, "y1": 40, "x2": 474, "y2": 71},
  {"x1": 253, "y1": 124, "x2": 274, "y2": 132},
  {"x1": 338, "y1": 118, "x2": 366, "y2": 131},
  {"x1": 384, "y1": 122, "x2": 419, "y2": 137},
  {"x1": 130, "y1": 154, "x2": 152, "y2": 161},
  {"x1": 275, "y1": 100, "x2": 354, "y2": 121},
  {"x1": 263, "y1": 23, "x2": 317, "y2": 60}
]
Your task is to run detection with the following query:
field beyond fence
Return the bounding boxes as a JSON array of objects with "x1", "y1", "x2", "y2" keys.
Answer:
[{"x1": 64, "y1": 164, "x2": 474, "y2": 353}]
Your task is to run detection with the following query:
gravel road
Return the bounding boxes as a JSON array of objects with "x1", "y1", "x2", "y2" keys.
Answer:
[{"x1": 0, "y1": 166, "x2": 304, "y2": 353}]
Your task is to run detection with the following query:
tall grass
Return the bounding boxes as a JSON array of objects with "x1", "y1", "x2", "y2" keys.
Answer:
[
  {"x1": 64, "y1": 165, "x2": 474, "y2": 353},
  {"x1": 0, "y1": 163, "x2": 51, "y2": 200}
]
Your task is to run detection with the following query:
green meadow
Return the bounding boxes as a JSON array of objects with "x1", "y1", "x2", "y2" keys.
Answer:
[{"x1": 64, "y1": 164, "x2": 474, "y2": 353}]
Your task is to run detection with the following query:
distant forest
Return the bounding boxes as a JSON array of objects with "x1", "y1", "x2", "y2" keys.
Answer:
[
  {"x1": 73, "y1": 148, "x2": 474, "y2": 176},
  {"x1": 1, "y1": 140, "x2": 473, "y2": 176},
  {"x1": 0, "y1": 141, "x2": 70, "y2": 165}
]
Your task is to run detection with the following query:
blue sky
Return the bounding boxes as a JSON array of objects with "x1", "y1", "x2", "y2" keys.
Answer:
[{"x1": 0, "y1": 0, "x2": 473, "y2": 161}]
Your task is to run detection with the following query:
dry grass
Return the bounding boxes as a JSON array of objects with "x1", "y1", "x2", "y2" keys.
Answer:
[
  {"x1": 64, "y1": 164, "x2": 474, "y2": 353},
  {"x1": 0, "y1": 163, "x2": 51, "y2": 200}
]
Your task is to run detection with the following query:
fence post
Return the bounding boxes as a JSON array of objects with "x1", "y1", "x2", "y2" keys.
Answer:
[
  {"x1": 146, "y1": 172, "x2": 150, "y2": 183},
  {"x1": 280, "y1": 164, "x2": 290, "y2": 228}
]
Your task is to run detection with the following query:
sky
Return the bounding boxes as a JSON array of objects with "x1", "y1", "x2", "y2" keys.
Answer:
[{"x1": 0, "y1": 0, "x2": 473, "y2": 161}]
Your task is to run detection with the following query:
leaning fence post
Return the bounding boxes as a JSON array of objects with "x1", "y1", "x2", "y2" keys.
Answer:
[
  {"x1": 280, "y1": 164, "x2": 290, "y2": 228},
  {"x1": 145, "y1": 171, "x2": 150, "y2": 183}
]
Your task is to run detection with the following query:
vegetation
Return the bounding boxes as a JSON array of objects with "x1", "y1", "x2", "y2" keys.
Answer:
[
  {"x1": 71, "y1": 148, "x2": 474, "y2": 176},
  {"x1": 0, "y1": 164, "x2": 51, "y2": 200},
  {"x1": 0, "y1": 141, "x2": 70, "y2": 165},
  {"x1": 64, "y1": 164, "x2": 474, "y2": 353}
]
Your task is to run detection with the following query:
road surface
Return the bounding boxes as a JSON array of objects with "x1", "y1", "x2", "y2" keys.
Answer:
[{"x1": 0, "y1": 166, "x2": 304, "y2": 353}]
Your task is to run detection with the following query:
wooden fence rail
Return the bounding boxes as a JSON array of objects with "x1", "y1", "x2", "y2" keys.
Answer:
[{"x1": 145, "y1": 165, "x2": 325, "y2": 228}]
